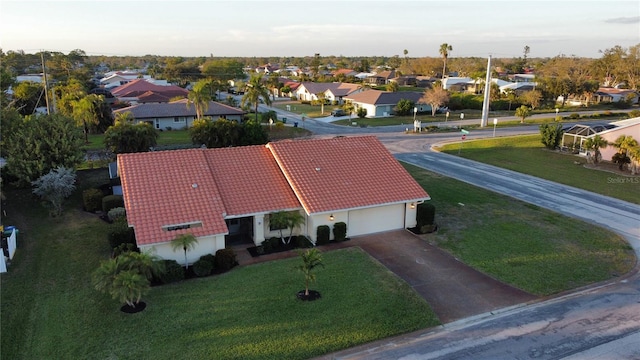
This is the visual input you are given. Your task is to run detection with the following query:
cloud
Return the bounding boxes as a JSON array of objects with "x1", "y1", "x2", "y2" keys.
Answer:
[{"x1": 604, "y1": 16, "x2": 640, "y2": 24}]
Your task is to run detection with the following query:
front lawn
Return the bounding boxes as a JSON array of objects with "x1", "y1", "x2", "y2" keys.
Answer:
[
  {"x1": 434, "y1": 134, "x2": 640, "y2": 204},
  {"x1": 404, "y1": 163, "x2": 636, "y2": 295},
  {"x1": 0, "y1": 170, "x2": 437, "y2": 360}
]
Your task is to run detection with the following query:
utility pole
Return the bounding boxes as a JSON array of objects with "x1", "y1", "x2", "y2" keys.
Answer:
[
  {"x1": 480, "y1": 55, "x2": 492, "y2": 127},
  {"x1": 40, "y1": 51, "x2": 51, "y2": 115}
]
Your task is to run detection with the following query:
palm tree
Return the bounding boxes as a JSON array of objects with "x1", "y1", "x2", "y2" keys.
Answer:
[
  {"x1": 583, "y1": 134, "x2": 609, "y2": 164},
  {"x1": 514, "y1": 105, "x2": 530, "y2": 124},
  {"x1": 187, "y1": 80, "x2": 212, "y2": 121},
  {"x1": 343, "y1": 101, "x2": 355, "y2": 121},
  {"x1": 241, "y1": 74, "x2": 271, "y2": 121},
  {"x1": 316, "y1": 91, "x2": 327, "y2": 115},
  {"x1": 72, "y1": 94, "x2": 103, "y2": 143},
  {"x1": 114, "y1": 111, "x2": 134, "y2": 125},
  {"x1": 171, "y1": 233, "x2": 199, "y2": 269},
  {"x1": 439, "y1": 43, "x2": 453, "y2": 80},
  {"x1": 628, "y1": 146, "x2": 640, "y2": 175},
  {"x1": 112, "y1": 270, "x2": 149, "y2": 308},
  {"x1": 612, "y1": 135, "x2": 638, "y2": 157},
  {"x1": 269, "y1": 211, "x2": 305, "y2": 245},
  {"x1": 295, "y1": 248, "x2": 324, "y2": 297}
]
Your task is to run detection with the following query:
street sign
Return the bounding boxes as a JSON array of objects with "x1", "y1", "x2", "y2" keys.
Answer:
[
  {"x1": 462, "y1": 135, "x2": 466, "y2": 140},
  {"x1": 460, "y1": 129, "x2": 469, "y2": 134}
]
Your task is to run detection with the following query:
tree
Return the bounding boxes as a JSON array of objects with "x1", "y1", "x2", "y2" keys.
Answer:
[
  {"x1": 514, "y1": 105, "x2": 531, "y2": 123},
  {"x1": 439, "y1": 43, "x2": 453, "y2": 79},
  {"x1": 239, "y1": 120, "x2": 269, "y2": 146},
  {"x1": 92, "y1": 251, "x2": 163, "y2": 309},
  {"x1": 31, "y1": 167, "x2": 76, "y2": 216},
  {"x1": 295, "y1": 248, "x2": 324, "y2": 297},
  {"x1": 519, "y1": 90, "x2": 543, "y2": 110},
  {"x1": 627, "y1": 146, "x2": 640, "y2": 175},
  {"x1": 316, "y1": 91, "x2": 327, "y2": 115},
  {"x1": 104, "y1": 121, "x2": 158, "y2": 154},
  {"x1": 504, "y1": 88, "x2": 518, "y2": 111},
  {"x1": 343, "y1": 101, "x2": 355, "y2": 121},
  {"x1": 72, "y1": 94, "x2": 108, "y2": 143},
  {"x1": 394, "y1": 98, "x2": 414, "y2": 116},
  {"x1": 421, "y1": 86, "x2": 450, "y2": 116},
  {"x1": 356, "y1": 107, "x2": 367, "y2": 118},
  {"x1": 12, "y1": 81, "x2": 44, "y2": 116},
  {"x1": 4, "y1": 113, "x2": 84, "y2": 186},
  {"x1": 583, "y1": 135, "x2": 609, "y2": 164},
  {"x1": 577, "y1": 80, "x2": 600, "y2": 106},
  {"x1": 187, "y1": 79, "x2": 213, "y2": 120},
  {"x1": 386, "y1": 81, "x2": 399, "y2": 92},
  {"x1": 539, "y1": 123, "x2": 564, "y2": 150},
  {"x1": 403, "y1": 49, "x2": 409, "y2": 64},
  {"x1": 612, "y1": 135, "x2": 638, "y2": 170},
  {"x1": 171, "y1": 233, "x2": 199, "y2": 269},
  {"x1": 523, "y1": 45, "x2": 530, "y2": 63},
  {"x1": 241, "y1": 74, "x2": 271, "y2": 117},
  {"x1": 269, "y1": 211, "x2": 305, "y2": 245}
]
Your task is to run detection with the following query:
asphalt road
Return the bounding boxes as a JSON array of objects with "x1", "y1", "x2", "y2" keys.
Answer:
[{"x1": 254, "y1": 102, "x2": 640, "y2": 359}]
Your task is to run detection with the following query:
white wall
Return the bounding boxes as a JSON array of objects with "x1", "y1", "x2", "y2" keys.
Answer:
[{"x1": 140, "y1": 234, "x2": 225, "y2": 266}]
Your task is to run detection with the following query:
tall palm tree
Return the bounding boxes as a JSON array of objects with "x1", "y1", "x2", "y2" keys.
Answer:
[
  {"x1": 583, "y1": 134, "x2": 609, "y2": 164},
  {"x1": 612, "y1": 135, "x2": 638, "y2": 157},
  {"x1": 187, "y1": 80, "x2": 212, "y2": 121},
  {"x1": 439, "y1": 43, "x2": 453, "y2": 80},
  {"x1": 295, "y1": 248, "x2": 324, "y2": 297},
  {"x1": 171, "y1": 233, "x2": 199, "y2": 269},
  {"x1": 241, "y1": 74, "x2": 271, "y2": 121}
]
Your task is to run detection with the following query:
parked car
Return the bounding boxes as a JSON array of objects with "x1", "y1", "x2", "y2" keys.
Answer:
[{"x1": 331, "y1": 109, "x2": 346, "y2": 116}]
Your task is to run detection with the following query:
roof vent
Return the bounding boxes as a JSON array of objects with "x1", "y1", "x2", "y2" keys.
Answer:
[
  {"x1": 192, "y1": 183, "x2": 198, "y2": 189},
  {"x1": 315, "y1": 167, "x2": 321, "y2": 171}
]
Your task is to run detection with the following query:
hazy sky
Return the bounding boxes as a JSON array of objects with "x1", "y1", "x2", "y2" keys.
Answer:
[{"x1": 1, "y1": 0, "x2": 638, "y2": 58}]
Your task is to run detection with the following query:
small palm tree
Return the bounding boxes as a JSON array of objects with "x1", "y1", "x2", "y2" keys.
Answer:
[
  {"x1": 612, "y1": 135, "x2": 638, "y2": 157},
  {"x1": 269, "y1": 211, "x2": 305, "y2": 245},
  {"x1": 515, "y1": 105, "x2": 530, "y2": 124},
  {"x1": 583, "y1": 135, "x2": 609, "y2": 164},
  {"x1": 112, "y1": 270, "x2": 149, "y2": 308},
  {"x1": 171, "y1": 233, "x2": 199, "y2": 269},
  {"x1": 295, "y1": 248, "x2": 324, "y2": 297},
  {"x1": 241, "y1": 74, "x2": 272, "y2": 120}
]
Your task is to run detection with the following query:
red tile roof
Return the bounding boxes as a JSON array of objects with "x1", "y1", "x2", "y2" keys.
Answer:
[
  {"x1": 118, "y1": 136, "x2": 429, "y2": 245},
  {"x1": 111, "y1": 78, "x2": 188, "y2": 98},
  {"x1": 203, "y1": 146, "x2": 301, "y2": 216},
  {"x1": 267, "y1": 136, "x2": 429, "y2": 214},
  {"x1": 118, "y1": 149, "x2": 228, "y2": 246}
]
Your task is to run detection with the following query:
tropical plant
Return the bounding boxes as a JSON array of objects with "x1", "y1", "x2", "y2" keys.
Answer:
[
  {"x1": 386, "y1": 81, "x2": 399, "y2": 92},
  {"x1": 92, "y1": 251, "x2": 163, "y2": 309},
  {"x1": 439, "y1": 43, "x2": 453, "y2": 79},
  {"x1": 356, "y1": 107, "x2": 367, "y2": 118},
  {"x1": 343, "y1": 101, "x2": 355, "y2": 120},
  {"x1": 104, "y1": 121, "x2": 158, "y2": 154},
  {"x1": 171, "y1": 233, "x2": 199, "y2": 269},
  {"x1": 187, "y1": 79, "x2": 213, "y2": 120},
  {"x1": 269, "y1": 211, "x2": 305, "y2": 245},
  {"x1": 612, "y1": 135, "x2": 638, "y2": 157},
  {"x1": 514, "y1": 105, "x2": 531, "y2": 123},
  {"x1": 583, "y1": 135, "x2": 609, "y2": 164},
  {"x1": 295, "y1": 248, "x2": 324, "y2": 297},
  {"x1": 394, "y1": 98, "x2": 414, "y2": 116},
  {"x1": 539, "y1": 123, "x2": 564, "y2": 150},
  {"x1": 241, "y1": 74, "x2": 272, "y2": 116},
  {"x1": 31, "y1": 167, "x2": 76, "y2": 216},
  {"x1": 72, "y1": 94, "x2": 109, "y2": 143}
]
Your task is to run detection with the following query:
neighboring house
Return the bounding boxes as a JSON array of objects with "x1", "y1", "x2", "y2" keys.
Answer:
[
  {"x1": 110, "y1": 78, "x2": 188, "y2": 104},
  {"x1": 390, "y1": 75, "x2": 417, "y2": 86},
  {"x1": 100, "y1": 71, "x2": 145, "y2": 89},
  {"x1": 295, "y1": 82, "x2": 363, "y2": 104},
  {"x1": 561, "y1": 123, "x2": 617, "y2": 152},
  {"x1": 113, "y1": 99, "x2": 245, "y2": 130},
  {"x1": 499, "y1": 81, "x2": 537, "y2": 95},
  {"x1": 367, "y1": 70, "x2": 396, "y2": 86},
  {"x1": 594, "y1": 88, "x2": 639, "y2": 104},
  {"x1": 345, "y1": 90, "x2": 426, "y2": 118},
  {"x1": 118, "y1": 136, "x2": 429, "y2": 265},
  {"x1": 332, "y1": 68, "x2": 359, "y2": 79},
  {"x1": 441, "y1": 77, "x2": 473, "y2": 91}
]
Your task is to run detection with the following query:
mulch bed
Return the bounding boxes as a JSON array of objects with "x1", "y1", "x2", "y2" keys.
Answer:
[
  {"x1": 296, "y1": 290, "x2": 321, "y2": 301},
  {"x1": 120, "y1": 301, "x2": 146, "y2": 314}
]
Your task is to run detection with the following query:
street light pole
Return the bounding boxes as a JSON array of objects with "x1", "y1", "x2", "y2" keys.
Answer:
[
  {"x1": 555, "y1": 107, "x2": 559, "y2": 121},
  {"x1": 493, "y1": 118, "x2": 497, "y2": 137},
  {"x1": 413, "y1": 107, "x2": 417, "y2": 121}
]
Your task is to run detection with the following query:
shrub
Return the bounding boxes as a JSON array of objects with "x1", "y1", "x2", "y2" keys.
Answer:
[
  {"x1": 267, "y1": 237, "x2": 281, "y2": 249},
  {"x1": 261, "y1": 239, "x2": 272, "y2": 253},
  {"x1": 102, "y1": 194, "x2": 124, "y2": 214},
  {"x1": 628, "y1": 110, "x2": 640, "y2": 118},
  {"x1": 107, "y1": 219, "x2": 135, "y2": 249},
  {"x1": 612, "y1": 153, "x2": 631, "y2": 170},
  {"x1": 569, "y1": 113, "x2": 580, "y2": 119},
  {"x1": 82, "y1": 188, "x2": 103, "y2": 212},
  {"x1": 112, "y1": 243, "x2": 138, "y2": 258},
  {"x1": 200, "y1": 254, "x2": 216, "y2": 266},
  {"x1": 107, "y1": 207, "x2": 126, "y2": 222},
  {"x1": 157, "y1": 260, "x2": 185, "y2": 284},
  {"x1": 192, "y1": 258, "x2": 214, "y2": 277},
  {"x1": 316, "y1": 225, "x2": 330, "y2": 245},
  {"x1": 417, "y1": 202, "x2": 436, "y2": 227},
  {"x1": 333, "y1": 222, "x2": 347, "y2": 241},
  {"x1": 295, "y1": 235, "x2": 313, "y2": 248},
  {"x1": 215, "y1": 248, "x2": 237, "y2": 272},
  {"x1": 539, "y1": 123, "x2": 564, "y2": 150}
]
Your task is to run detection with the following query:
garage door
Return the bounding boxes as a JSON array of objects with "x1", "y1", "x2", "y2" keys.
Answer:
[{"x1": 348, "y1": 204, "x2": 405, "y2": 237}]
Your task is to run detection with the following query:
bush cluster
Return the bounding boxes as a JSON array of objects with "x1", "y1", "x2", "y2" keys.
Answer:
[
  {"x1": 107, "y1": 219, "x2": 135, "y2": 249},
  {"x1": 316, "y1": 225, "x2": 330, "y2": 245},
  {"x1": 416, "y1": 203, "x2": 436, "y2": 234},
  {"x1": 333, "y1": 222, "x2": 347, "y2": 242},
  {"x1": 107, "y1": 207, "x2": 126, "y2": 222},
  {"x1": 215, "y1": 248, "x2": 237, "y2": 272},
  {"x1": 193, "y1": 254, "x2": 215, "y2": 277},
  {"x1": 157, "y1": 260, "x2": 185, "y2": 284},
  {"x1": 102, "y1": 195, "x2": 124, "y2": 214}
]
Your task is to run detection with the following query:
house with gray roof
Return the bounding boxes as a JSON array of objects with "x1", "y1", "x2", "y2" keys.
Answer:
[
  {"x1": 295, "y1": 82, "x2": 363, "y2": 104},
  {"x1": 113, "y1": 99, "x2": 245, "y2": 130}
]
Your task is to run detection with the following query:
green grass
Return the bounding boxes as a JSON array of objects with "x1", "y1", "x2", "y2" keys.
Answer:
[
  {"x1": 435, "y1": 135, "x2": 640, "y2": 204},
  {"x1": 403, "y1": 163, "x2": 636, "y2": 295},
  {"x1": 0, "y1": 169, "x2": 437, "y2": 360}
]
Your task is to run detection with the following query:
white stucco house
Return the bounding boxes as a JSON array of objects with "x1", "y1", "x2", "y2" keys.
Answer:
[
  {"x1": 118, "y1": 136, "x2": 430, "y2": 265},
  {"x1": 295, "y1": 82, "x2": 363, "y2": 103},
  {"x1": 344, "y1": 90, "x2": 426, "y2": 118},
  {"x1": 113, "y1": 99, "x2": 245, "y2": 130}
]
